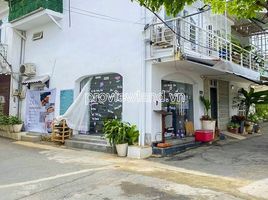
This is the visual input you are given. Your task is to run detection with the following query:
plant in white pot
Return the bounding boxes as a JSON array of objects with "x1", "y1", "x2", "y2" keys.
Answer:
[
  {"x1": 200, "y1": 96, "x2": 216, "y2": 137},
  {"x1": 104, "y1": 119, "x2": 129, "y2": 157},
  {"x1": 9, "y1": 116, "x2": 23, "y2": 133}
]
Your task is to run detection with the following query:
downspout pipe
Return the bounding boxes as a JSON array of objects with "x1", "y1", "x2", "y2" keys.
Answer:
[
  {"x1": 139, "y1": 7, "x2": 147, "y2": 146},
  {"x1": 17, "y1": 30, "x2": 26, "y2": 119}
]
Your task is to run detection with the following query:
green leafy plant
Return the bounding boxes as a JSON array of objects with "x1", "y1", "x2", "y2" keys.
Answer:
[
  {"x1": 227, "y1": 122, "x2": 239, "y2": 129},
  {"x1": 0, "y1": 114, "x2": 10, "y2": 125},
  {"x1": 239, "y1": 88, "x2": 268, "y2": 120},
  {"x1": 133, "y1": 0, "x2": 266, "y2": 19},
  {"x1": 126, "y1": 124, "x2": 139, "y2": 145},
  {"x1": 104, "y1": 119, "x2": 140, "y2": 146},
  {"x1": 8, "y1": 116, "x2": 22, "y2": 125},
  {"x1": 200, "y1": 96, "x2": 212, "y2": 120}
]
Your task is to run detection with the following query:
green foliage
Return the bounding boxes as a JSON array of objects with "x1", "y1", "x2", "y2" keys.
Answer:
[
  {"x1": 8, "y1": 116, "x2": 22, "y2": 125},
  {"x1": 239, "y1": 88, "x2": 268, "y2": 119},
  {"x1": 248, "y1": 113, "x2": 260, "y2": 123},
  {"x1": 125, "y1": 123, "x2": 140, "y2": 145},
  {"x1": 133, "y1": 0, "x2": 196, "y2": 17},
  {"x1": 227, "y1": 122, "x2": 240, "y2": 129},
  {"x1": 0, "y1": 114, "x2": 22, "y2": 125},
  {"x1": 256, "y1": 104, "x2": 268, "y2": 120},
  {"x1": 104, "y1": 119, "x2": 140, "y2": 146},
  {"x1": 134, "y1": 0, "x2": 266, "y2": 19},
  {"x1": 200, "y1": 96, "x2": 211, "y2": 118},
  {"x1": 0, "y1": 114, "x2": 10, "y2": 125}
]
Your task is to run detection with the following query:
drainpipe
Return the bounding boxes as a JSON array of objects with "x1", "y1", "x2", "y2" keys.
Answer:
[
  {"x1": 139, "y1": 7, "x2": 147, "y2": 146},
  {"x1": 17, "y1": 31, "x2": 26, "y2": 119}
]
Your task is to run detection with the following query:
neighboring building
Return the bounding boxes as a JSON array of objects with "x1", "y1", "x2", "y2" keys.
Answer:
[{"x1": 0, "y1": 0, "x2": 267, "y2": 145}]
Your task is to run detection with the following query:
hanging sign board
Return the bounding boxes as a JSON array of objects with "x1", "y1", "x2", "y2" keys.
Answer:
[{"x1": 25, "y1": 89, "x2": 56, "y2": 134}]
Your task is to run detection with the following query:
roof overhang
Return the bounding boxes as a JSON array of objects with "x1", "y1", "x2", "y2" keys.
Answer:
[
  {"x1": 186, "y1": 56, "x2": 261, "y2": 81},
  {"x1": 155, "y1": 56, "x2": 268, "y2": 85},
  {"x1": 11, "y1": 8, "x2": 63, "y2": 31},
  {"x1": 22, "y1": 75, "x2": 50, "y2": 85}
]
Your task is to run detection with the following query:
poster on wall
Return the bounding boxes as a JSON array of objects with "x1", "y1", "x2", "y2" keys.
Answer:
[{"x1": 25, "y1": 89, "x2": 56, "y2": 134}]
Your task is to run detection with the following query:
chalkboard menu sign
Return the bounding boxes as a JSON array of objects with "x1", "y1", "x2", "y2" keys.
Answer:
[{"x1": 89, "y1": 73, "x2": 123, "y2": 134}]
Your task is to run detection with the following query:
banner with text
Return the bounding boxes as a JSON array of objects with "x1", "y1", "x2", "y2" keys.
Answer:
[{"x1": 25, "y1": 89, "x2": 56, "y2": 134}]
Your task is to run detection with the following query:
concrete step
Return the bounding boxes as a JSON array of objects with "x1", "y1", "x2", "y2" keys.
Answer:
[
  {"x1": 21, "y1": 134, "x2": 41, "y2": 142},
  {"x1": 26, "y1": 132, "x2": 44, "y2": 136},
  {"x1": 152, "y1": 141, "x2": 202, "y2": 157},
  {"x1": 65, "y1": 139, "x2": 114, "y2": 154},
  {"x1": 71, "y1": 135, "x2": 107, "y2": 145}
]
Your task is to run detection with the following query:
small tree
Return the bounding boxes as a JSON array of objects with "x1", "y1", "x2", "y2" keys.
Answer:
[
  {"x1": 239, "y1": 88, "x2": 268, "y2": 120},
  {"x1": 200, "y1": 96, "x2": 211, "y2": 120}
]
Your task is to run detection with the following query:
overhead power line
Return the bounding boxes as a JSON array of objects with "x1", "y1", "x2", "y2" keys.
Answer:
[{"x1": 64, "y1": 7, "x2": 144, "y2": 25}]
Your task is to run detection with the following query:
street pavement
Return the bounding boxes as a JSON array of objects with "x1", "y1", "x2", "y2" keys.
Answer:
[{"x1": 0, "y1": 133, "x2": 268, "y2": 199}]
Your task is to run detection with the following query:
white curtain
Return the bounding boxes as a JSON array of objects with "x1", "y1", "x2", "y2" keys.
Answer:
[{"x1": 59, "y1": 80, "x2": 91, "y2": 134}]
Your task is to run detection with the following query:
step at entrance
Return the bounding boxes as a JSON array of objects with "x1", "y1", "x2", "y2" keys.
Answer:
[
  {"x1": 65, "y1": 135, "x2": 114, "y2": 153},
  {"x1": 21, "y1": 132, "x2": 42, "y2": 142}
]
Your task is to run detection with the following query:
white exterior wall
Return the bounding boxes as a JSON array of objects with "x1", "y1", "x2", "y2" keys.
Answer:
[
  {"x1": 145, "y1": 62, "x2": 204, "y2": 143},
  {"x1": 4, "y1": 0, "x2": 146, "y2": 131},
  {"x1": 0, "y1": 0, "x2": 256, "y2": 143}
]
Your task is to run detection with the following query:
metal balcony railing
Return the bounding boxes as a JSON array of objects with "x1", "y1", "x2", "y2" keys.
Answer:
[
  {"x1": 0, "y1": 44, "x2": 10, "y2": 72},
  {"x1": 149, "y1": 17, "x2": 266, "y2": 74},
  {"x1": 0, "y1": 44, "x2": 7, "y2": 60}
]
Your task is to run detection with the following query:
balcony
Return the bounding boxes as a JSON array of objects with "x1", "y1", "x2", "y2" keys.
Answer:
[{"x1": 147, "y1": 17, "x2": 267, "y2": 81}]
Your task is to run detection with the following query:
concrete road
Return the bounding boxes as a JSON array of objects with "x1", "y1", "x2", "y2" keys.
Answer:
[
  {"x1": 151, "y1": 133, "x2": 268, "y2": 180},
  {"x1": 0, "y1": 137, "x2": 267, "y2": 200}
]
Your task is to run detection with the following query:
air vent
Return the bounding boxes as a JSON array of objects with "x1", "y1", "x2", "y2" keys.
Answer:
[{"x1": 32, "y1": 32, "x2": 43, "y2": 41}]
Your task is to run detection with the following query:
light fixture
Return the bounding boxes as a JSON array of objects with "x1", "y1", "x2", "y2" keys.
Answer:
[{"x1": 231, "y1": 85, "x2": 235, "y2": 90}]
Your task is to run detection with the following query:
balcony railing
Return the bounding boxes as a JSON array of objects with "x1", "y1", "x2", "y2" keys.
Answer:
[
  {"x1": 0, "y1": 44, "x2": 7, "y2": 60},
  {"x1": 149, "y1": 17, "x2": 266, "y2": 73}
]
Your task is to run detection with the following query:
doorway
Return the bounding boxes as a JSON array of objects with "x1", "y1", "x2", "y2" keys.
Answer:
[
  {"x1": 210, "y1": 87, "x2": 218, "y2": 121},
  {"x1": 80, "y1": 73, "x2": 123, "y2": 135},
  {"x1": 209, "y1": 79, "x2": 218, "y2": 124},
  {"x1": 0, "y1": 75, "x2": 11, "y2": 115},
  {"x1": 162, "y1": 80, "x2": 194, "y2": 137}
]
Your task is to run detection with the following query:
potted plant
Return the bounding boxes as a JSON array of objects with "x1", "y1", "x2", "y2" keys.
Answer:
[
  {"x1": 126, "y1": 123, "x2": 140, "y2": 146},
  {"x1": 245, "y1": 121, "x2": 254, "y2": 134},
  {"x1": 104, "y1": 119, "x2": 129, "y2": 157},
  {"x1": 231, "y1": 115, "x2": 246, "y2": 134},
  {"x1": 227, "y1": 122, "x2": 239, "y2": 134},
  {"x1": 200, "y1": 96, "x2": 216, "y2": 137},
  {"x1": 9, "y1": 116, "x2": 23, "y2": 133}
]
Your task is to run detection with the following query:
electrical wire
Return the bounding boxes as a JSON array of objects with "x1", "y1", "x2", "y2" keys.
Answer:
[{"x1": 64, "y1": 8, "x2": 144, "y2": 25}]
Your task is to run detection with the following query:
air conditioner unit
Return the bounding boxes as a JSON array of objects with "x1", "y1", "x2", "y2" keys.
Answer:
[
  {"x1": 152, "y1": 27, "x2": 173, "y2": 47},
  {"x1": 20, "y1": 63, "x2": 36, "y2": 77}
]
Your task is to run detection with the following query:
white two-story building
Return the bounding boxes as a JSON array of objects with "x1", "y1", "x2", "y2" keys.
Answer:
[{"x1": 0, "y1": 0, "x2": 267, "y2": 149}]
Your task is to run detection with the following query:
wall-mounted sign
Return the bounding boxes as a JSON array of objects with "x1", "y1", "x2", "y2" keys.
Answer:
[{"x1": 60, "y1": 89, "x2": 74, "y2": 115}]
